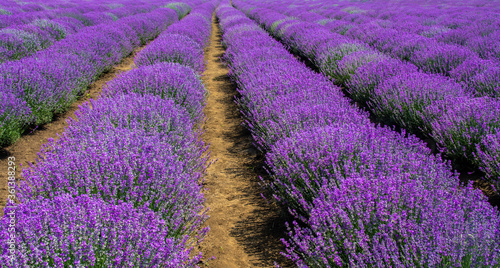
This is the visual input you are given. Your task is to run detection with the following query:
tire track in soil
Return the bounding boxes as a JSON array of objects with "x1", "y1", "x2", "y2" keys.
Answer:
[
  {"x1": 0, "y1": 43, "x2": 149, "y2": 216},
  {"x1": 198, "y1": 15, "x2": 293, "y2": 267}
]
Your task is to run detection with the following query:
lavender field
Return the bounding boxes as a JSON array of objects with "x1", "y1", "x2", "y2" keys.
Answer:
[{"x1": 1, "y1": 0, "x2": 500, "y2": 267}]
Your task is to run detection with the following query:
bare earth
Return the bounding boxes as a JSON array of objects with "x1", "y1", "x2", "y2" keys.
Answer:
[
  {"x1": 0, "y1": 44, "x2": 148, "y2": 215},
  {"x1": 198, "y1": 15, "x2": 293, "y2": 267}
]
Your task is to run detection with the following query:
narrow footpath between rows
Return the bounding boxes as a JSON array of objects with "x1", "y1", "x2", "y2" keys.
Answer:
[
  {"x1": 198, "y1": 15, "x2": 292, "y2": 267},
  {"x1": 0, "y1": 44, "x2": 148, "y2": 215}
]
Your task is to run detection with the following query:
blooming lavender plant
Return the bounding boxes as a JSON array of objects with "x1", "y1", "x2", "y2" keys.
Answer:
[
  {"x1": 0, "y1": 194, "x2": 203, "y2": 267},
  {"x1": 370, "y1": 72, "x2": 470, "y2": 135},
  {"x1": 224, "y1": 1, "x2": 500, "y2": 266},
  {"x1": 284, "y1": 173, "x2": 500, "y2": 268},
  {"x1": 135, "y1": 33, "x2": 204, "y2": 72},
  {"x1": 347, "y1": 57, "x2": 418, "y2": 103},
  {"x1": 475, "y1": 131, "x2": 500, "y2": 191},
  {"x1": 0, "y1": 90, "x2": 34, "y2": 146},
  {"x1": 104, "y1": 62, "x2": 207, "y2": 120},
  {"x1": 0, "y1": 5, "x2": 180, "y2": 147},
  {"x1": 18, "y1": 94, "x2": 207, "y2": 236},
  {"x1": 431, "y1": 97, "x2": 500, "y2": 165}
]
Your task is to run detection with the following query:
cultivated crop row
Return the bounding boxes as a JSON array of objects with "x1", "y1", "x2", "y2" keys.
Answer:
[
  {"x1": 0, "y1": 1, "x2": 171, "y2": 62},
  {"x1": 217, "y1": 1, "x2": 500, "y2": 267},
  {"x1": 0, "y1": 1, "x2": 193, "y2": 147},
  {"x1": 0, "y1": 1, "x2": 130, "y2": 28},
  {"x1": 234, "y1": 0, "x2": 500, "y2": 197},
  {"x1": 309, "y1": 1, "x2": 500, "y2": 62},
  {"x1": 0, "y1": 1, "x2": 217, "y2": 266},
  {"x1": 260, "y1": 0, "x2": 500, "y2": 100}
]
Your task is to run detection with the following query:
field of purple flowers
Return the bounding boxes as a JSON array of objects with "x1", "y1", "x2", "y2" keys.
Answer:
[
  {"x1": 223, "y1": 0, "x2": 500, "y2": 266},
  {"x1": 1, "y1": 0, "x2": 218, "y2": 266},
  {"x1": 1, "y1": 0, "x2": 500, "y2": 266}
]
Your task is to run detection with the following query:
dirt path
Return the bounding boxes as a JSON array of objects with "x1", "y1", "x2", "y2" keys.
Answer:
[
  {"x1": 0, "y1": 44, "x2": 147, "y2": 214},
  {"x1": 198, "y1": 15, "x2": 292, "y2": 267}
]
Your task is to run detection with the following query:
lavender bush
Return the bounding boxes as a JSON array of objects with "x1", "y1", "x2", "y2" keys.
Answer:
[
  {"x1": 135, "y1": 33, "x2": 204, "y2": 72},
  {"x1": 475, "y1": 132, "x2": 500, "y2": 192},
  {"x1": 0, "y1": 5, "x2": 180, "y2": 147},
  {"x1": 370, "y1": 72, "x2": 470, "y2": 135},
  {"x1": 235, "y1": 0, "x2": 500, "y2": 196},
  {"x1": 104, "y1": 62, "x2": 207, "y2": 121},
  {"x1": 224, "y1": 1, "x2": 500, "y2": 266},
  {"x1": 431, "y1": 97, "x2": 500, "y2": 165},
  {"x1": 0, "y1": 90, "x2": 34, "y2": 146},
  {"x1": 0, "y1": 194, "x2": 203, "y2": 267},
  {"x1": 347, "y1": 57, "x2": 418, "y2": 103}
]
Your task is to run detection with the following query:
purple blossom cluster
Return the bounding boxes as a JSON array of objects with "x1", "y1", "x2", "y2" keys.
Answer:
[
  {"x1": 220, "y1": 1, "x2": 500, "y2": 266},
  {"x1": 135, "y1": 1, "x2": 216, "y2": 72},
  {"x1": 0, "y1": 1, "x2": 175, "y2": 62},
  {"x1": 0, "y1": 91, "x2": 33, "y2": 146},
  {"x1": 311, "y1": 1, "x2": 500, "y2": 62},
  {"x1": 234, "y1": 0, "x2": 500, "y2": 195},
  {"x1": 1, "y1": 194, "x2": 200, "y2": 267},
  {"x1": 104, "y1": 62, "x2": 207, "y2": 120},
  {"x1": 476, "y1": 131, "x2": 500, "y2": 192},
  {"x1": 254, "y1": 0, "x2": 500, "y2": 98},
  {"x1": 0, "y1": 3, "x2": 183, "y2": 147},
  {"x1": 0, "y1": 1, "x2": 218, "y2": 266},
  {"x1": 18, "y1": 93, "x2": 207, "y2": 239}
]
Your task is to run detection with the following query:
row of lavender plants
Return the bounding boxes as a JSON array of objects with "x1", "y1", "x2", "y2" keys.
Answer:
[
  {"x1": 234, "y1": 0, "x2": 500, "y2": 197},
  {"x1": 0, "y1": 1, "x2": 193, "y2": 25},
  {"x1": 308, "y1": 0, "x2": 500, "y2": 62},
  {"x1": 0, "y1": 1, "x2": 166, "y2": 63},
  {"x1": 135, "y1": 0, "x2": 215, "y2": 73},
  {"x1": 217, "y1": 1, "x2": 500, "y2": 267},
  {"x1": 0, "y1": 2, "x2": 192, "y2": 148},
  {"x1": 312, "y1": 4, "x2": 500, "y2": 98},
  {"x1": 0, "y1": 1, "x2": 122, "y2": 28},
  {"x1": 0, "y1": 1, "x2": 217, "y2": 266},
  {"x1": 241, "y1": 0, "x2": 500, "y2": 100}
]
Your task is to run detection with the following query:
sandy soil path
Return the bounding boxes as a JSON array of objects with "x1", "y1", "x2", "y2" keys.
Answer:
[{"x1": 198, "y1": 15, "x2": 293, "y2": 267}]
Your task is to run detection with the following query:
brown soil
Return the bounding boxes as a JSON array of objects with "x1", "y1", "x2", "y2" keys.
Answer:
[
  {"x1": 198, "y1": 15, "x2": 293, "y2": 267},
  {"x1": 0, "y1": 44, "x2": 148, "y2": 215}
]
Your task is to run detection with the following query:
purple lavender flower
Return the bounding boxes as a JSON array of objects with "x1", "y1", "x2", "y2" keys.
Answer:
[
  {"x1": 0, "y1": 194, "x2": 204, "y2": 267},
  {"x1": 431, "y1": 97, "x2": 500, "y2": 165},
  {"x1": 19, "y1": 94, "x2": 206, "y2": 232},
  {"x1": 370, "y1": 71, "x2": 470, "y2": 135},
  {"x1": 476, "y1": 131, "x2": 500, "y2": 192},
  {"x1": 0, "y1": 90, "x2": 34, "y2": 146},
  {"x1": 347, "y1": 57, "x2": 418, "y2": 103},
  {"x1": 103, "y1": 62, "x2": 207, "y2": 120},
  {"x1": 135, "y1": 33, "x2": 205, "y2": 73}
]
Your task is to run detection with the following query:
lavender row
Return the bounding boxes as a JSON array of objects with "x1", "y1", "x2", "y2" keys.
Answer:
[
  {"x1": 0, "y1": 1, "x2": 117, "y2": 28},
  {"x1": 314, "y1": 1, "x2": 500, "y2": 62},
  {"x1": 234, "y1": 0, "x2": 500, "y2": 195},
  {"x1": 135, "y1": 1, "x2": 216, "y2": 72},
  {"x1": 0, "y1": 3, "x2": 188, "y2": 147},
  {"x1": 0, "y1": 1, "x2": 187, "y2": 25},
  {"x1": 218, "y1": 2, "x2": 500, "y2": 267},
  {"x1": 315, "y1": 7, "x2": 500, "y2": 95},
  {"x1": 243, "y1": 0, "x2": 500, "y2": 99},
  {"x1": 290, "y1": 0, "x2": 500, "y2": 62},
  {"x1": 0, "y1": 2, "x2": 218, "y2": 265},
  {"x1": 0, "y1": 2, "x2": 163, "y2": 63},
  {"x1": 5, "y1": 92, "x2": 208, "y2": 266}
]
